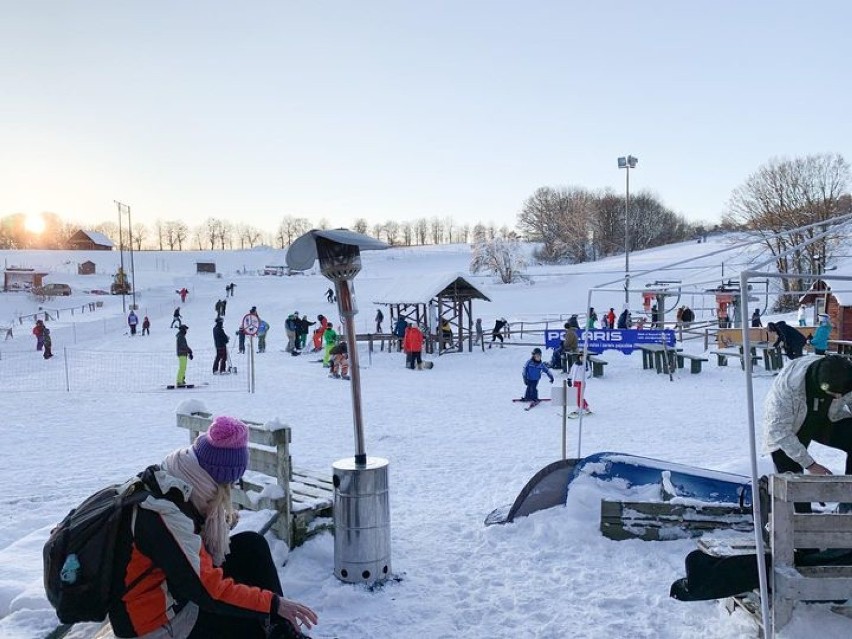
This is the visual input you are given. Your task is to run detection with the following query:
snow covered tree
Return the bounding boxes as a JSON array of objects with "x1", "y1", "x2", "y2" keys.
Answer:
[{"x1": 470, "y1": 237, "x2": 527, "y2": 284}]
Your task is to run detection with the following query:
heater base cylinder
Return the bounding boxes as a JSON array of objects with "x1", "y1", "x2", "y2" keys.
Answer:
[{"x1": 332, "y1": 457, "x2": 391, "y2": 584}]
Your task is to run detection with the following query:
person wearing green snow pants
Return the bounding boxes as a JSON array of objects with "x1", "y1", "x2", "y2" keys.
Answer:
[
  {"x1": 323, "y1": 323, "x2": 338, "y2": 367},
  {"x1": 175, "y1": 324, "x2": 193, "y2": 385}
]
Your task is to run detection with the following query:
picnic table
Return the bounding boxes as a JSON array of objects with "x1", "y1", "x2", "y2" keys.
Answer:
[
  {"x1": 744, "y1": 341, "x2": 783, "y2": 371},
  {"x1": 637, "y1": 343, "x2": 681, "y2": 374}
]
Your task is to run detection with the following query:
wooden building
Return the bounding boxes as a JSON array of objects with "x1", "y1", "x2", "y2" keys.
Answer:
[
  {"x1": 78, "y1": 260, "x2": 96, "y2": 275},
  {"x1": 372, "y1": 274, "x2": 491, "y2": 354},
  {"x1": 3, "y1": 268, "x2": 48, "y2": 292},
  {"x1": 196, "y1": 262, "x2": 216, "y2": 274},
  {"x1": 66, "y1": 230, "x2": 114, "y2": 251},
  {"x1": 799, "y1": 276, "x2": 852, "y2": 341}
]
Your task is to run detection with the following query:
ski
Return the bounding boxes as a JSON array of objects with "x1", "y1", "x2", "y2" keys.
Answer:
[
  {"x1": 524, "y1": 400, "x2": 542, "y2": 411},
  {"x1": 567, "y1": 410, "x2": 593, "y2": 419},
  {"x1": 165, "y1": 382, "x2": 210, "y2": 390},
  {"x1": 512, "y1": 398, "x2": 551, "y2": 403}
]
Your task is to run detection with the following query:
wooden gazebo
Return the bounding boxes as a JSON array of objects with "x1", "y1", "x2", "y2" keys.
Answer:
[{"x1": 372, "y1": 274, "x2": 491, "y2": 354}]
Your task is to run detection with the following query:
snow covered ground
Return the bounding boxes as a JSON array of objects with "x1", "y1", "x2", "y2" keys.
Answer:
[{"x1": 1, "y1": 236, "x2": 850, "y2": 638}]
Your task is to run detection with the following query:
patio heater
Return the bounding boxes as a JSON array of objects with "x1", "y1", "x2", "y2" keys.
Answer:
[{"x1": 286, "y1": 229, "x2": 391, "y2": 584}]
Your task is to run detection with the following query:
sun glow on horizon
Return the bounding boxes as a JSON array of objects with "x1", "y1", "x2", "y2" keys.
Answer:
[{"x1": 24, "y1": 213, "x2": 45, "y2": 234}]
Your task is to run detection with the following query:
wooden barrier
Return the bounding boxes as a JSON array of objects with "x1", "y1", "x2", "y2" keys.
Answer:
[{"x1": 176, "y1": 411, "x2": 333, "y2": 548}]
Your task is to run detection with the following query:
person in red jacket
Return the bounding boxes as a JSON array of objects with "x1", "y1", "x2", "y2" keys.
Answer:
[
  {"x1": 33, "y1": 319, "x2": 45, "y2": 351},
  {"x1": 109, "y1": 416, "x2": 317, "y2": 638},
  {"x1": 403, "y1": 324, "x2": 424, "y2": 370},
  {"x1": 311, "y1": 314, "x2": 328, "y2": 352}
]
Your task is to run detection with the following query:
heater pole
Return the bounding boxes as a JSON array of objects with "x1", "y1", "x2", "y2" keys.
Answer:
[{"x1": 334, "y1": 280, "x2": 366, "y2": 465}]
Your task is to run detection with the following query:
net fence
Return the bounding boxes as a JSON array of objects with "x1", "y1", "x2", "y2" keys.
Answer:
[{"x1": 0, "y1": 347, "x2": 248, "y2": 393}]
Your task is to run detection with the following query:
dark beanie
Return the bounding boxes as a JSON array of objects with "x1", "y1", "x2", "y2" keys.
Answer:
[
  {"x1": 193, "y1": 416, "x2": 249, "y2": 484},
  {"x1": 813, "y1": 355, "x2": 852, "y2": 396}
]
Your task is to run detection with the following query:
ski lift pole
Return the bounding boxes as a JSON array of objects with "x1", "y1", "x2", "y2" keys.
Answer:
[{"x1": 561, "y1": 379, "x2": 568, "y2": 460}]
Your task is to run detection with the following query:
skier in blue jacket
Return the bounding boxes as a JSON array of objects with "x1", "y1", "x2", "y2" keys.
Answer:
[{"x1": 522, "y1": 348, "x2": 554, "y2": 401}]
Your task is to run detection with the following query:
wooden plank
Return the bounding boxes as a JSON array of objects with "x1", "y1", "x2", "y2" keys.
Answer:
[
  {"x1": 290, "y1": 482, "x2": 334, "y2": 499},
  {"x1": 292, "y1": 467, "x2": 334, "y2": 486},
  {"x1": 600, "y1": 500, "x2": 753, "y2": 541},
  {"x1": 793, "y1": 513, "x2": 852, "y2": 533},
  {"x1": 793, "y1": 530, "x2": 852, "y2": 548},
  {"x1": 777, "y1": 476, "x2": 852, "y2": 503},
  {"x1": 775, "y1": 566, "x2": 852, "y2": 599}
]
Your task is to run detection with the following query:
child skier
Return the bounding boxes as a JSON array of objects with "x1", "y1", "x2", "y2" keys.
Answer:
[
  {"x1": 568, "y1": 353, "x2": 591, "y2": 414},
  {"x1": 328, "y1": 341, "x2": 350, "y2": 379},
  {"x1": 322, "y1": 322, "x2": 338, "y2": 367},
  {"x1": 521, "y1": 348, "x2": 554, "y2": 402}
]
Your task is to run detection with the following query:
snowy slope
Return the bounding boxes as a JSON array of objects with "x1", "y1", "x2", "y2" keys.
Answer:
[{"x1": 0, "y1": 235, "x2": 849, "y2": 639}]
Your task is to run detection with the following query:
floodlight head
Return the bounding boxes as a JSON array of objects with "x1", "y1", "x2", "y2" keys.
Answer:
[
  {"x1": 286, "y1": 229, "x2": 389, "y2": 281},
  {"x1": 617, "y1": 157, "x2": 627, "y2": 169},
  {"x1": 627, "y1": 155, "x2": 638, "y2": 168}
]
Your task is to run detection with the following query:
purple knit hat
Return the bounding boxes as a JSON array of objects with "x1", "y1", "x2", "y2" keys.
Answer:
[{"x1": 193, "y1": 416, "x2": 249, "y2": 484}]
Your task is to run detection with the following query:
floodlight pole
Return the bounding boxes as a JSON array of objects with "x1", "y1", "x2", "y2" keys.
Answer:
[
  {"x1": 114, "y1": 200, "x2": 126, "y2": 315},
  {"x1": 618, "y1": 155, "x2": 638, "y2": 305},
  {"x1": 126, "y1": 204, "x2": 137, "y2": 310}
]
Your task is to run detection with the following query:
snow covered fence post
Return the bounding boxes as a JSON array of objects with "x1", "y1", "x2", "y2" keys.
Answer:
[{"x1": 287, "y1": 229, "x2": 393, "y2": 585}]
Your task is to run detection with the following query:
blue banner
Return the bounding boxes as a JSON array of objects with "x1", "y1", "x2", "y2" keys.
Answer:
[{"x1": 544, "y1": 329, "x2": 676, "y2": 354}]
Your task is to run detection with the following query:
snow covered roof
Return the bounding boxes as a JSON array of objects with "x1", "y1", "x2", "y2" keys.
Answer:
[
  {"x1": 372, "y1": 273, "x2": 491, "y2": 305},
  {"x1": 79, "y1": 230, "x2": 114, "y2": 247}
]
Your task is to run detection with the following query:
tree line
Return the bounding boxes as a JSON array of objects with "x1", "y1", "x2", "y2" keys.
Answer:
[{"x1": 2, "y1": 152, "x2": 848, "y2": 272}]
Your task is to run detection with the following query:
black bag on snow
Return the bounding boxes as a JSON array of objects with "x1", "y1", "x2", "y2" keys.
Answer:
[{"x1": 43, "y1": 476, "x2": 151, "y2": 623}]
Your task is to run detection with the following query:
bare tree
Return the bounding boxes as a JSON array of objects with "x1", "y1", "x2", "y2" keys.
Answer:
[
  {"x1": 243, "y1": 225, "x2": 262, "y2": 248},
  {"x1": 277, "y1": 216, "x2": 310, "y2": 247},
  {"x1": 192, "y1": 225, "x2": 205, "y2": 250},
  {"x1": 203, "y1": 218, "x2": 220, "y2": 250},
  {"x1": 443, "y1": 216, "x2": 455, "y2": 244},
  {"x1": 132, "y1": 223, "x2": 147, "y2": 251},
  {"x1": 470, "y1": 237, "x2": 527, "y2": 284},
  {"x1": 430, "y1": 217, "x2": 444, "y2": 244},
  {"x1": 154, "y1": 219, "x2": 165, "y2": 251},
  {"x1": 726, "y1": 153, "x2": 850, "y2": 302},
  {"x1": 352, "y1": 218, "x2": 368, "y2": 234},
  {"x1": 317, "y1": 217, "x2": 330, "y2": 230},
  {"x1": 217, "y1": 220, "x2": 233, "y2": 250},
  {"x1": 517, "y1": 186, "x2": 596, "y2": 263},
  {"x1": 174, "y1": 221, "x2": 188, "y2": 251},
  {"x1": 414, "y1": 218, "x2": 429, "y2": 245},
  {"x1": 384, "y1": 220, "x2": 401, "y2": 246},
  {"x1": 459, "y1": 224, "x2": 471, "y2": 244},
  {"x1": 400, "y1": 221, "x2": 413, "y2": 246}
]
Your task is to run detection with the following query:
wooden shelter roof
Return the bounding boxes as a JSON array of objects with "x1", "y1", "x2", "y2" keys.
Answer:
[{"x1": 371, "y1": 273, "x2": 491, "y2": 305}]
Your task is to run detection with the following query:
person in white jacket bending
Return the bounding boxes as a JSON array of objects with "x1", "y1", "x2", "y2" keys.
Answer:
[{"x1": 763, "y1": 354, "x2": 852, "y2": 493}]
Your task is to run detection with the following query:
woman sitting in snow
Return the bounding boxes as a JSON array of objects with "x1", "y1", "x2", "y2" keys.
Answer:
[{"x1": 108, "y1": 415, "x2": 317, "y2": 638}]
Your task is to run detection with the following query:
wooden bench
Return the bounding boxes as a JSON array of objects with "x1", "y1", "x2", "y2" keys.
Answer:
[
  {"x1": 676, "y1": 353, "x2": 709, "y2": 374},
  {"x1": 586, "y1": 355, "x2": 608, "y2": 378},
  {"x1": 708, "y1": 350, "x2": 760, "y2": 370},
  {"x1": 176, "y1": 411, "x2": 333, "y2": 548}
]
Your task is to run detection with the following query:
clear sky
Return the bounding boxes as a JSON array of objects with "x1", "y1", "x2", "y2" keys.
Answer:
[{"x1": 2, "y1": 1, "x2": 850, "y2": 233}]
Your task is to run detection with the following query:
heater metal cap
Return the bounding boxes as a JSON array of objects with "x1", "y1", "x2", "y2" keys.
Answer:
[{"x1": 286, "y1": 229, "x2": 389, "y2": 272}]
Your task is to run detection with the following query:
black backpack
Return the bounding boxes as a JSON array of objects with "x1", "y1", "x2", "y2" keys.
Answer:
[{"x1": 43, "y1": 476, "x2": 152, "y2": 624}]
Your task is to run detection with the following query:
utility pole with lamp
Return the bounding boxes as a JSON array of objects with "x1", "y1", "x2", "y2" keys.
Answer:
[{"x1": 617, "y1": 155, "x2": 638, "y2": 305}]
